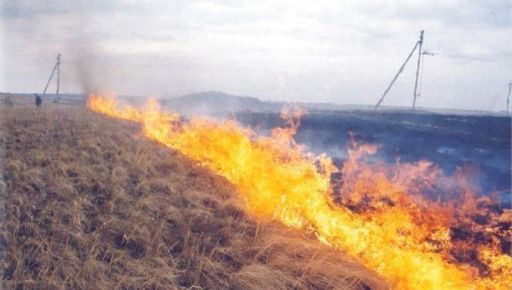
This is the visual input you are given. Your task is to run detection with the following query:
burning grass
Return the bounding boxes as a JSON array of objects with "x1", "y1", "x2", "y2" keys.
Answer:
[
  {"x1": 86, "y1": 94, "x2": 511, "y2": 290},
  {"x1": 0, "y1": 105, "x2": 386, "y2": 289}
]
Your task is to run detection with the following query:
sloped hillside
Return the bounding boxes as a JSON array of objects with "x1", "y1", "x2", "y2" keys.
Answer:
[{"x1": 0, "y1": 105, "x2": 386, "y2": 290}]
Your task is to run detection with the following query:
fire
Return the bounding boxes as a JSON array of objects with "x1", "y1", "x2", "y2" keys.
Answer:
[{"x1": 87, "y1": 93, "x2": 511, "y2": 290}]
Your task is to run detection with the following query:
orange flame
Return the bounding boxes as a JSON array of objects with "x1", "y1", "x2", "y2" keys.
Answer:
[{"x1": 87, "y1": 93, "x2": 511, "y2": 290}]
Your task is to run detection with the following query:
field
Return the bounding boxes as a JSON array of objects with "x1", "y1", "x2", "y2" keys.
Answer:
[
  {"x1": 0, "y1": 104, "x2": 386, "y2": 289},
  {"x1": 236, "y1": 110, "x2": 511, "y2": 206},
  {"x1": 1, "y1": 93, "x2": 510, "y2": 290}
]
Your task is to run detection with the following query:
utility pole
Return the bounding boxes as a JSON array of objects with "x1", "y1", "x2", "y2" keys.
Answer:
[
  {"x1": 375, "y1": 31, "x2": 432, "y2": 110},
  {"x1": 374, "y1": 41, "x2": 420, "y2": 110},
  {"x1": 412, "y1": 30, "x2": 424, "y2": 110},
  {"x1": 507, "y1": 81, "x2": 511, "y2": 114},
  {"x1": 55, "y1": 54, "x2": 61, "y2": 102},
  {"x1": 42, "y1": 53, "x2": 61, "y2": 102}
]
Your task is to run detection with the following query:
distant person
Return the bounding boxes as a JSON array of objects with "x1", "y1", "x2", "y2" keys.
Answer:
[{"x1": 35, "y1": 94, "x2": 42, "y2": 107}]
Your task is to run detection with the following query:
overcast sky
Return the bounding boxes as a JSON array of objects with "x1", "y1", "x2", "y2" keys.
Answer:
[{"x1": 1, "y1": 0, "x2": 510, "y2": 111}]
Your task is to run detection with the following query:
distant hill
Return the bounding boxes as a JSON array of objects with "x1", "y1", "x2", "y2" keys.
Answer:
[
  {"x1": 159, "y1": 91, "x2": 509, "y2": 117},
  {"x1": 160, "y1": 91, "x2": 279, "y2": 115},
  {"x1": 2, "y1": 91, "x2": 508, "y2": 117},
  {"x1": 0, "y1": 92, "x2": 85, "y2": 105},
  {"x1": 159, "y1": 91, "x2": 378, "y2": 116}
]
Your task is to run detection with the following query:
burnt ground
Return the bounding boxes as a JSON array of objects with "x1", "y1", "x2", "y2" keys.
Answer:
[
  {"x1": 0, "y1": 105, "x2": 386, "y2": 290},
  {"x1": 235, "y1": 110, "x2": 512, "y2": 207}
]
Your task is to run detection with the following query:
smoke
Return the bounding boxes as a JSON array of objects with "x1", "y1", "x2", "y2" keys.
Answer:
[
  {"x1": 1, "y1": 0, "x2": 112, "y2": 94},
  {"x1": 71, "y1": 39, "x2": 110, "y2": 95},
  {"x1": 61, "y1": 3, "x2": 112, "y2": 95}
]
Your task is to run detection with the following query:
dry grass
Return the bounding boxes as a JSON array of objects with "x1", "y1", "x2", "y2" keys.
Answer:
[{"x1": 0, "y1": 105, "x2": 387, "y2": 290}]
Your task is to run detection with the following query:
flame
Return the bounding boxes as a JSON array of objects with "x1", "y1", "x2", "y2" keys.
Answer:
[{"x1": 88, "y1": 93, "x2": 511, "y2": 290}]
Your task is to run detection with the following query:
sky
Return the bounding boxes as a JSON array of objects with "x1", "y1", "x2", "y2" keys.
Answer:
[{"x1": 1, "y1": 0, "x2": 511, "y2": 111}]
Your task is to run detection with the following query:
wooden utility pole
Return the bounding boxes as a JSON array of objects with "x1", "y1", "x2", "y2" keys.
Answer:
[
  {"x1": 56, "y1": 54, "x2": 61, "y2": 101},
  {"x1": 375, "y1": 31, "x2": 432, "y2": 110},
  {"x1": 412, "y1": 30, "x2": 424, "y2": 110},
  {"x1": 42, "y1": 53, "x2": 61, "y2": 102},
  {"x1": 374, "y1": 40, "x2": 420, "y2": 110}
]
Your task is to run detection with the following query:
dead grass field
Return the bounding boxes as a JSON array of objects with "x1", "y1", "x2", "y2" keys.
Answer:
[{"x1": 0, "y1": 105, "x2": 386, "y2": 290}]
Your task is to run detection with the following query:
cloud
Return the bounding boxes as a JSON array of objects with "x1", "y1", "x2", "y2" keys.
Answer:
[{"x1": 1, "y1": 0, "x2": 510, "y2": 111}]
